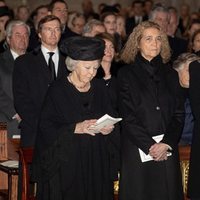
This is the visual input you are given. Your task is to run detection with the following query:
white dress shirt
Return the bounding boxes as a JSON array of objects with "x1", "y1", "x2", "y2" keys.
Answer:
[{"x1": 41, "y1": 45, "x2": 59, "y2": 76}]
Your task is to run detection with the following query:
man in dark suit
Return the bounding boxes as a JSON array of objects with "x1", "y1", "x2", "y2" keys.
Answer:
[
  {"x1": 126, "y1": 0, "x2": 147, "y2": 36},
  {"x1": 0, "y1": 20, "x2": 29, "y2": 137},
  {"x1": 13, "y1": 15, "x2": 67, "y2": 147}
]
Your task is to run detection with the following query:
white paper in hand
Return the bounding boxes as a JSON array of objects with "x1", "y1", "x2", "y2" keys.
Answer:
[
  {"x1": 138, "y1": 134, "x2": 172, "y2": 162},
  {"x1": 90, "y1": 114, "x2": 122, "y2": 132}
]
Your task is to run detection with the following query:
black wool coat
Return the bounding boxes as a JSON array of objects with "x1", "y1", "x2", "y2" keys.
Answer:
[
  {"x1": 13, "y1": 48, "x2": 67, "y2": 147},
  {"x1": 118, "y1": 54, "x2": 184, "y2": 200},
  {"x1": 0, "y1": 49, "x2": 20, "y2": 137}
]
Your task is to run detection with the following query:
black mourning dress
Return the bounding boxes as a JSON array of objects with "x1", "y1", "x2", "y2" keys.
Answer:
[{"x1": 32, "y1": 77, "x2": 119, "y2": 200}]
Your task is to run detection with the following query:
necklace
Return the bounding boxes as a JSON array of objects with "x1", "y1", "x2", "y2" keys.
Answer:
[{"x1": 67, "y1": 73, "x2": 90, "y2": 91}]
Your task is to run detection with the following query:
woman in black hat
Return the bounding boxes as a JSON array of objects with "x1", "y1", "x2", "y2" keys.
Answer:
[{"x1": 32, "y1": 36, "x2": 120, "y2": 200}]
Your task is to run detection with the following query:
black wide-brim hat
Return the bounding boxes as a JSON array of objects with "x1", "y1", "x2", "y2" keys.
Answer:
[{"x1": 60, "y1": 36, "x2": 105, "y2": 61}]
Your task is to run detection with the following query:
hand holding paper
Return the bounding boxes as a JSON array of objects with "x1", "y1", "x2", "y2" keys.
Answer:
[{"x1": 89, "y1": 114, "x2": 122, "y2": 134}]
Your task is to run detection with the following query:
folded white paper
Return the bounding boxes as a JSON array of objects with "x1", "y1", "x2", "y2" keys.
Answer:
[
  {"x1": 138, "y1": 134, "x2": 172, "y2": 162},
  {"x1": 89, "y1": 114, "x2": 122, "y2": 132},
  {"x1": 12, "y1": 135, "x2": 21, "y2": 139},
  {"x1": 0, "y1": 160, "x2": 19, "y2": 168}
]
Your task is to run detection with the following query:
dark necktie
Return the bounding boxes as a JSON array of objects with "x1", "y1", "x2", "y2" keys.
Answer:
[{"x1": 48, "y1": 52, "x2": 56, "y2": 81}]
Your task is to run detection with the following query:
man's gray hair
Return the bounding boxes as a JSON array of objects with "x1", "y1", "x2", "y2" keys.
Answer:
[
  {"x1": 6, "y1": 20, "x2": 30, "y2": 38},
  {"x1": 149, "y1": 3, "x2": 169, "y2": 21},
  {"x1": 82, "y1": 19, "x2": 103, "y2": 35}
]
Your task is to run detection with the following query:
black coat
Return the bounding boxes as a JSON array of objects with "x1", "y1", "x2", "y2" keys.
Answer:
[
  {"x1": 13, "y1": 48, "x2": 67, "y2": 147},
  {"x1": 187, "y1": 60, "x2": 200, "y2": 198},
  {"x1": 32, "y1": 78, "x2": 120, "y2": 200},
  {"x1": 0, "y1": 49, "x2": 20, "y2": 137},
  {"x1": 118, "y1": 54, "x2": 184, "y2": 200}
]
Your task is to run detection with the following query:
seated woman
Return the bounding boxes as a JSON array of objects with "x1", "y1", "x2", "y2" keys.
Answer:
[{"x1": 31, "y1": 36, "x2": 120, "y2": 200}]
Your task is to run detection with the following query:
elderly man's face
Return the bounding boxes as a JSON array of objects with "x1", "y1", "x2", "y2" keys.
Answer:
[
  {"x1": 177, "y1": 62, "x2": 190, "y2": 88},
  {"x1": 153, "y1": 11, "x2": 169, "y2": 32},
  {"x1": 8, "y1": 24, "x2": 29, "y2": 55}
]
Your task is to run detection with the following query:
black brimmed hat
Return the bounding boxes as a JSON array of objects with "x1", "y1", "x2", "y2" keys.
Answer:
[{"x1": 60, "y1": 36, "x2": 105, "y2": 61}]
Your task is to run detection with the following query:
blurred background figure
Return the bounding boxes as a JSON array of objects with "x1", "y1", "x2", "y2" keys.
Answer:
[
  {"x1": 143, "y1": 0, "x2": 154, "y2": 20},
  {"x1": 16, "y1": 5, "x2": 30, "y2": 23},
  {"x1": 101, "y1": 12, "x2": 117, "y2": 35},
  {"x1": 82, "y1": 19, "x2": 105, "y2": 36},
  {"x1": 101, "y1": 12, "x2": 122, "y2": 53},
  {"x1": 149, "y1": 3, "x2": 188, "y2": 61},
  {"x1": 0, "y1": 0, "x2": 6, "y2": 7},
  {"x1": 49, "y1": 0, "x2": 78, "y2": 46},
  {"x1": 190, "y1": 29, "x2": 200, "y2": 56},
  {"x1": 70, "y1": 12, "x2": 86, "y2": 35},
  {"x1": 116, "y1": 14, "x2": 127, "y2": 45},
  {"x1": 28, "y1": 4, "x2": 49, "y2": 51},
  {"x1": 167, "y1": 7, "x2": 182, "y2": 38},
  {"x1": 81, "y1": 0, "x2": 99, "y2": 21},
  {"x1": 0, "y1": 6, "x2": 13, "y2": 52},
  {"x1": 178, "y1": 3, "x2": 191, "y2": 37},
  {"x1": 126, "y1": 0, "x2": 147, "y2": 36}
]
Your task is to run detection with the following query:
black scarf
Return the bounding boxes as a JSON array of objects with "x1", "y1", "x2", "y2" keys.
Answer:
[{"x1": 135, "y1": 53, "x2": 163, "y2": 83}]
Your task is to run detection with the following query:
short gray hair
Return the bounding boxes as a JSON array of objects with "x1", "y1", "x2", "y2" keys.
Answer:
[
  {"x1": 82, "y1": 19, "x2": 103, "y2": 35},
  {"x1": 173, "y1": 53, "x2": 200, "y2": 70},
  {"x1": 6, "y1": 20, "x2": 30, "y2": 39},
  {"x1": 149, "y1": 4, "x2": 169, "y2": 21},
  {"x1": 65, "y1": 56, "x2": 80, "y2": 71}
]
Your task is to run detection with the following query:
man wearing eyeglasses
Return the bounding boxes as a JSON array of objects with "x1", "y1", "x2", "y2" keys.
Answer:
[{"x1": 13, "y1": 15, "x2": 67, "y2": 148}]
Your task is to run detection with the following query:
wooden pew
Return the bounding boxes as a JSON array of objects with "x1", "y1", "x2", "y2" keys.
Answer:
[{"x1": 0, "y1": 122, "x2": 19, "y2": 200}]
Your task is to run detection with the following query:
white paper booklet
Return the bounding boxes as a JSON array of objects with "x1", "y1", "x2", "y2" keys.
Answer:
[
  {"x1": 0, "y1": 160, "x2": 19, "y2": 168},
  {"x1": 90, "y1": 114, "x2": 122, "y2": 132},
  {"x1": 138, "y1": 134, "x2": 172, "y2": 162},
  {"x1": 12, "y1": 135, "x2": 21, "y2": 139}
]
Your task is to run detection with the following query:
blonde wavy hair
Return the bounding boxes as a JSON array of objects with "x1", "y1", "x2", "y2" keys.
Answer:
[{"x1": 120, "y1": 21, "x2": 171, "y2": 64}]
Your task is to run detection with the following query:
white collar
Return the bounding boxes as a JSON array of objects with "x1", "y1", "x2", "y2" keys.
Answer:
[{"x1": 10, "y1": 49, "x2": 20, "y2": 60}]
